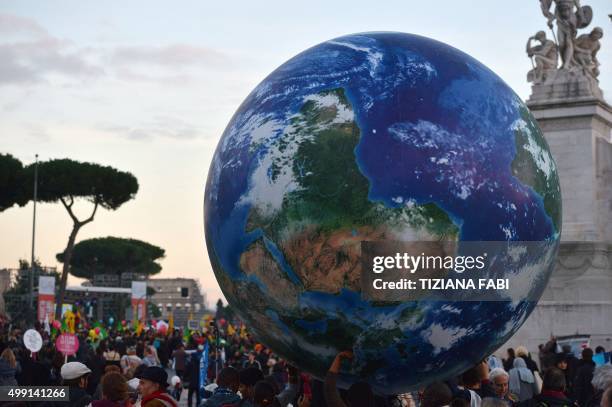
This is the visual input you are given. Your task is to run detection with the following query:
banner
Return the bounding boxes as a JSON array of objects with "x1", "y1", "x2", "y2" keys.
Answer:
[
  {"x1": 56, "y1": 333, "x2": 79, "y2": 356},
  {"x1": 556, "y1": 335, "x2": 591, "y2": 358},
  {"x1": 24, "y1": 329, "x2": 43, "y2": 353},
  {"x1": 37, "y1": 276, "x2": 55, "y2": 322},
  {"x1": 131, "y1": 281, "x2": 147, "y2": 325},
  {"x1": 199, "y1": 341, "x2": 209, "y2": 394}
]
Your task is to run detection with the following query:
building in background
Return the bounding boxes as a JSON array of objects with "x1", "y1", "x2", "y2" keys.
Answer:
[
  {"x1": 148, "y1": 278, "x2": 208, "y2": 326},
  {"x1": 0, "y1": 269, "x2": 12, "y2": 314},
  {"x1": 502, "y1": 1, "x2": 612, "y2": 357}
]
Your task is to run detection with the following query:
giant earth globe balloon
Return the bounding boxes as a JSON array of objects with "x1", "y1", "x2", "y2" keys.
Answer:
[{"x1": 204, "y1": 32, "x2": 561, "y2": 394}]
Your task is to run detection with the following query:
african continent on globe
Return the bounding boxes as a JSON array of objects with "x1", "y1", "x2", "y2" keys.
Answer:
[{"x1": 204, "y1": 32, "x2": 561, "y2": 394}]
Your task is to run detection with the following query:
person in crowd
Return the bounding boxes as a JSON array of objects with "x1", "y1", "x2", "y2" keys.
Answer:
[
  {"x1": 553, "y1": 354, "x2": 573, "y2": 395},
  {"x1": 585, "y1": 365, "x2": 612, "y2": 407},
  {"x1": 473, "y1": 360, "x2": 497, "y2": 399},
  {"x1": 169, "y1": 375, "x2": 182, "y2": 403},
  {"x1": 92, "y1": 371, "x2": 132, "y2": 407},
  {"x1": 253, "y1": 381, "x2": 279, "y2": 407},
  {"x1": 539, "y1": 338, "x2": 559, "y2": 372},
  {"x1": 120, "y1": 347, "x2": 142, "y2": 377},
  {"x1": 271, "y1": 364, "x2": 299, "y2": 407},
  {"x1": 171, "y1": 343, "x2": 187, "y2": 380},
  {"x1": 61, "y1": 362, "x2": 93, "y2": 407},
  {"x1": 0, "y1": 348, "x2": 18, "y2": 385},
  {"x1": 266, "y1": 357, "x2": 277, "y2": 376},
  {"x1": 187, "y1": 345, "x2": 203, "y2": 407},
  {"x1": 520, "y1": 368, "x2": 573, "y2": 407},
  {"x1": 254, "y1": 345, "x2": 269, "y2": 368},
  {"x1": 104, "y1": 343, "x2": 121, "y2": 367},
  {"x1": 515, "y1": 347, "x2": 539, "y2": 374},
  {"x1": 237, "y1": 367, "x2": 265, "y2": 407},
  {"x1": 489, "y1": 355, "x2": 504, "y2": 371},
  {"x1": 243, "y1": 351, "x2": 263, "y2": 370},
  {"x1": 17, "y1": 347, "x2": 52, "y2": 385},
  {"x1": 489, "y1": 368, "x2": 516, "y2": 404},
  {"x1": 86, "y1": 346, "x2": 107, "y2": 396},
  {"x1": 136, "y1": 366, "x2": 177, "y2": 407},
  {"x1": 503, "y1": 349, "x2": 516, "y2": 374},
  {"x1": 136, "y1": 340, "x2": 145, "y2": 359},
  {"x1": 324, "y1": 351, "x2": 374, "y2": 407},
  {"x1": 421, "y1": 382, "x2": 453, "y2": 407},
  {"x1": 114, "y1": 337, "x2": 127, "y2": 357},
  {"x1": 458, "y1": 365, "x2": 484, "y2": 407},
  {"x1": 157, "y1": 339, "x2": 170, "y2": 369},
  {"x1": 561, "y1": 345, "x2": 579, "y2": 385},
  {"x1": 94, "y1": 365, "x2": 122, "y2": 400},
  {"x1": 573, "y1": 348, "x2": 596, "y2": 407},
  {"x1": 50, "y1": 351, "x2": 65, "y2": 385},
  {"x1": 143, "y1": 346, "x2": 161, "y2": 367},
  {"x1": 508, "y1": 357, "x2": 539, "y2": 402},
  {"x1": 202, "y1": 367, "x2": 241, "y2": 407}
]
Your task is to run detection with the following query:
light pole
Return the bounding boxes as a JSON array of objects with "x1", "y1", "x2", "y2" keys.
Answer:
[{"x1": 29, "y1": 154, "x2": 39, "y2": 313}]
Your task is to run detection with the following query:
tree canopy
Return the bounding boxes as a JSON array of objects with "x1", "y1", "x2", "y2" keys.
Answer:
[
  {"x1": 21, "y1": 159, "x2": 138, "y2": 211},
  {"x1": 57, "y1": 236, "x2": 165, "y2": 280},
  {"x1": 0, "y1": 154, "x2": 27, "y2": 211},
  {"x1": 10, "y1": 156, "x2": 139, "y2": 317}
]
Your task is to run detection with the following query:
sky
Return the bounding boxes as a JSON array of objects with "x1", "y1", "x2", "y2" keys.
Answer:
[{"x1": 0, "y1": 0, "x2": 610, "y2": 308}]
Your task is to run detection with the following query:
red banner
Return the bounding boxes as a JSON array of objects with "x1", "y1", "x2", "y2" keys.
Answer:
[
  {"x1": 56, "y1": 333, "x2": 79, "y2": 356},
  {"x1": 37, "y1": 276, "x2": 55, "y2": 322}
]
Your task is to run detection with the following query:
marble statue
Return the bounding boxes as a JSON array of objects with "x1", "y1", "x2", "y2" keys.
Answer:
[
  {"x1": 574, "y1": 27, "x2": 603, "y2": 77},
  {"x1": 528, "y1": 0, "x2": 605, "y2": 103},
  {"x1": 539, "y1": 0, "x2": 593, "y2": 69},
  {"x1": 527, "y1": 31, "x2": 559, "y2": 83}
]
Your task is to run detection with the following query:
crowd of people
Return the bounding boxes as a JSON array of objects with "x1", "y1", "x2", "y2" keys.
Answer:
[{"x1": 0, "y1": 320, "x2": 610, "y2": 407}]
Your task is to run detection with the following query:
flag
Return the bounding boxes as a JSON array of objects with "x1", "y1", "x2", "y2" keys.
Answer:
[
  {"x1": 199, "y1": 341, "x2": 209, "y2": 395},
  {"x1": 64, "y1": 310, "x2": 75, "y2": 334},
  {"x1": 136, "y1": 321, "x2": 144, "y2": 336},
  {"x1": 168, "y1": 312, "x2": 174, "y2": 335}
]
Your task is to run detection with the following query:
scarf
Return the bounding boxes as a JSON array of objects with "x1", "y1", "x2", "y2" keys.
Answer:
[
  {"x1": 541, "y1": 390, "x2": 567, "y2": 400},
  {"x1": 141, "y1": 391, "x2": 178, "y2": 407}
]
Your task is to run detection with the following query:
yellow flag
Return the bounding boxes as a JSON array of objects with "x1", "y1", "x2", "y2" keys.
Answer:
[
  {"x1": 65, "y1": 310, "x2": 75, "y2": 334},
  {"x1": 168, "y1": 312, "x2": 174, "y2": 335},
  {"x1": 136, "y1": 321, "x2": 144, "y2": 336},
  {"x1": 227, "y1": 324, "x2": 236, "y2": 336}
]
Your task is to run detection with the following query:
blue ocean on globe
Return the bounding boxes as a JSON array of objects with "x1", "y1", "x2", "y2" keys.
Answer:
[{"x1": 204, "y1": 32, "x2": 561, "y2": 394}]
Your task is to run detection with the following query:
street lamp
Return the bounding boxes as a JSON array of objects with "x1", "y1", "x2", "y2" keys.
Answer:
[{"x1": 29, "y1": 154, "x2": 39, "y2": 315}]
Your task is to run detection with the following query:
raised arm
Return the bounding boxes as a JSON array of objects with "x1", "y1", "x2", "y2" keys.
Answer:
[{"x1": 324, "y1": 351, "x2": 353, "y2": 407}]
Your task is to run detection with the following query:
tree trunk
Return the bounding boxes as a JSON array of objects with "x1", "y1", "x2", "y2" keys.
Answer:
[
  {"x1": 54, "y1": 197, "x2": 97, "y2": 321},
  {"x1": 54, "y1": 222, "x2": 81, "y2": 319}
]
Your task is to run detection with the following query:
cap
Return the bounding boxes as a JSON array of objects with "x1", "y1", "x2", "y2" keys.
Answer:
[
  {"x1": 61, "y1": 362, "x2": 92, "y2": 380},
  {"x1": 136, "y1": 366, "x2": 168, "y2": 386}
]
